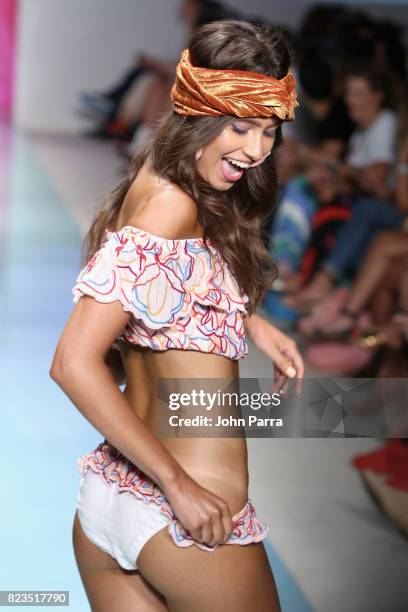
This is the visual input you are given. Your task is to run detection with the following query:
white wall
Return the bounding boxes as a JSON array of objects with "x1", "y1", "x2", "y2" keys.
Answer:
[
  {"x1": 14, "y1": 0, "x2": 186, "y2": 132},
  {"x1": 14, "y1": 0, "x2": 408, "y2": 133}
]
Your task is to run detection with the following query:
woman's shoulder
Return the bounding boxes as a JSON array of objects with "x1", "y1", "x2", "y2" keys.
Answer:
[{"x1": 121, "y1": 177, "x2": 203, "y2": 241}]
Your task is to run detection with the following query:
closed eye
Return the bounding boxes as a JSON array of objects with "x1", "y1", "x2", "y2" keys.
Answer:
[
  {"x1": 232, "y1": 124, "x2": 248, "y2": 136},
  {"x1": 264, "y1": 129, "x2": 277, "y2": 138},
  {"x1": 232, "y1": 123, "x2": 277, "y2": 138}
]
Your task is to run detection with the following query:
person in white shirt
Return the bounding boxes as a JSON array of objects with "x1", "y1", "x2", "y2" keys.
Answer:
[{"x1": 285, "y1": 63, "x2": 401, "y2": 308}]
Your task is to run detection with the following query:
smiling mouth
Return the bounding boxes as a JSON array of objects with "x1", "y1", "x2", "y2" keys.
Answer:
[
  {"x1": 221, "y1": 157, "x2": 246, "y2": 181},
  {"x1": 223, "y1": 157, "x2": 251, "y2": 169}
]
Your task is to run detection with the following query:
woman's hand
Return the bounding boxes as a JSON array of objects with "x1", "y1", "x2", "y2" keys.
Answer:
[
  {"x1": 163, "y1": 471, "x2": 234, "y2": 547},
  {"x1": 246, "y1": 315, "x2": 304, "y2": 396}
]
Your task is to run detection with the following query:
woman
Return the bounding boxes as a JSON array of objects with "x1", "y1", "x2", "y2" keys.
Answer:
[{"x1": 51, "y1": 21, "x2": 303, "y2": 612}]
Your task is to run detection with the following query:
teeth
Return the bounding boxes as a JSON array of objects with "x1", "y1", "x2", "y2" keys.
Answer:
[{"x1": 225, "y1": 158, "x2": 250, "y2": 170}]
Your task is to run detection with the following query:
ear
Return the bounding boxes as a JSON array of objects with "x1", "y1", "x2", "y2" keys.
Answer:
[{"x1": 195, "y1": 148, "x2": 204, "y2": 161}]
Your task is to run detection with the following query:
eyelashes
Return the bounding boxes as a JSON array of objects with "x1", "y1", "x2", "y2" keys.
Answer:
[
  {"x1": 264, "y1": 130, "x2": 277, "y2": 139},
  {"x1": 232, "y1": 124, "x2": 247, "y2": 136},
  {"x1": 231, "y1": 124, "x2": 276, "y2": 138}
]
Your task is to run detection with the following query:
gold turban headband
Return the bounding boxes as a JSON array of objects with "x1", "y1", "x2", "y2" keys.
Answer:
[{"x1": 171, "y1": 48, "x2": 298, "y2": 121}]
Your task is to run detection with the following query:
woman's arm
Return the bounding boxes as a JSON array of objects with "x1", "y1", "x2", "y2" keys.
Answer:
[
  {"x1": 244, "y1": 312, "x2": 304, "y2": 393},
  {"x1": 50, "y1": 296, "x2": 181, "y2": 489},
  {"x1": 51, "y1": 294, "x2": 234, "y2": 546},
  {"x1": 339, "y1": 161, "x2": 392, "y2": 195}
]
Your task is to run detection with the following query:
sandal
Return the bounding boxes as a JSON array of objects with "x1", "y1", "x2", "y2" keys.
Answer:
[
  {"x1": 354, "y1": 309, "x2": 408, "y2": 349},
  {"x1": 354, "y1": 328, "x2": 388, "y2": 349}
]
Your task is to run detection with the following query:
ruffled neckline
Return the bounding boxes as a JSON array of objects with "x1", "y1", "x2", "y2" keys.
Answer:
[{"x1": 106, "y1": 225, "x2": 216, "y2": 250}]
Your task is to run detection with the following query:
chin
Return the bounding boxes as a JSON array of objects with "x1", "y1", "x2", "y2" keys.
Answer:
[
  {"x1": 215, "y1": 182, "x2": 234, "y2": 191},
  {"x1": 207, "y1": 177, "x2": 234, "y2": 191}
]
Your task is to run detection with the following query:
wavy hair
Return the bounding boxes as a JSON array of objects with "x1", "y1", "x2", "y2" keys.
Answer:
[{"x1": 83, "y1": 20, "x2": 293, "y2": 315}]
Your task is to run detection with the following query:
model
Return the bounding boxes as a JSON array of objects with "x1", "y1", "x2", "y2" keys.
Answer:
[{"x1": 50, "y1": 19, "x2": 303, "y2": 612}]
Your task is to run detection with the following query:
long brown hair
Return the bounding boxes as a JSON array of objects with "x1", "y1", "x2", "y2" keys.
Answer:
[{"x1": 83, "y1": 20, "x2": 293, "y2": 315}]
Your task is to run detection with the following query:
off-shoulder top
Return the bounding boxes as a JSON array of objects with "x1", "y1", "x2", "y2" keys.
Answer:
[{"x1": 72, "y1": 226, "x2": 249, "y2": 360}]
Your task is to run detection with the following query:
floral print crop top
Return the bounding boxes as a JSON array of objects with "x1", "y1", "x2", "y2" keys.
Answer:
[{"x1": 72, "y1": 226, "x2": 249, "y2": 360}]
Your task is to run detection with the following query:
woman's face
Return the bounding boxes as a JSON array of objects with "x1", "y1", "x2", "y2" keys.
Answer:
[
  {"x1": 195, "y1": 117, "x2": 280, "y2": 191},
  {"x1": 345, "y1": 76, "x2": 384, "y2": 126}
]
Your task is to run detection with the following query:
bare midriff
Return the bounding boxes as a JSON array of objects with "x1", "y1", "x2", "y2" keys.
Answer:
[
  {"x1": 113, "y1": 158, "x2": 249, "y2": 516},
  {"x1": 118, "y1": 342, "x2": 249, "y2": 516}
]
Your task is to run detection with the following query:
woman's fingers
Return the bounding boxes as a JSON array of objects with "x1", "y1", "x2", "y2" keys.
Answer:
[
  {"x1": 271, "y1": 341, "x2": 305, "y2": 397},
  {"x1": 271, "y1": 346, "x2": 297, "y2": 379},
  {"x1": 271, "y1": 371, "x2": 285, "y2": 394},
  {"x1": 272, "y1": 370, "x2": 288, "y2": 397},
  {"x1": 197, "y1": 500, "x2": 233, "y2": 547},
  {"x1": 208, "y1": 511, "x2": 227, "y2": 546},
  {"x1": 283, "y1": 345, "x2": 305, "y2": 396},
  {"x1": 221, "y1": 507, "x2": 234, "y2": 544},
  {"x1": 198, "y1": 522, "x2": 214, "y2": 546}
]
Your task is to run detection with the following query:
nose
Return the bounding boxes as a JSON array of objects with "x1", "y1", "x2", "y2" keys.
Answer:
[{"x1": 242, "y1": 132, "x2": 265, "y2": 162}]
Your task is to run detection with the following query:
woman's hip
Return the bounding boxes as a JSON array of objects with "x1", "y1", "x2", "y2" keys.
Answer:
[{"x1": 76, "y1": 441, "x2": 268, "y2": 570}]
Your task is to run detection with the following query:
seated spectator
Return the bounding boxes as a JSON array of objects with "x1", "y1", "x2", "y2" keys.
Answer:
[
  {"x1": 298, "y1": 230, "x2": 408, "y2": 341},
  {"x1": 280, "y1": 63, "x2": 399, "y2": 305},
  {"x1": 293, "y1": 126, "x2": 408, "y2": 343},
  {"x1": 279, "y1": 54, "x2": 353, "y2": 182},
  {"x1": 270, "y1": 57, "x2": 354, "y2": 283},
  {"x1": 79, "y1": 0, "x2": 240, "y2": 148}
]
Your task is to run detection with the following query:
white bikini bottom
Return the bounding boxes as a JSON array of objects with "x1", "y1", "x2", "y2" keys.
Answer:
[
  {"x1": 77, "y1": 469, "x2": 170, "y2": 570},
  {"x1": 76, "y1": 440, "x2": 269, "y2": 571}
]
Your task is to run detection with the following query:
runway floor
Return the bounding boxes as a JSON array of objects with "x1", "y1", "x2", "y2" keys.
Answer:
[{"x1": 1, "y1": 122, "x2": 407, "y2": 611}]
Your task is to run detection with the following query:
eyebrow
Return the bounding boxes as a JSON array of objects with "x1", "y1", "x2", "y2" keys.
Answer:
[{"x1": 235, "y1": 118, "x2": 281, "y2": 128}]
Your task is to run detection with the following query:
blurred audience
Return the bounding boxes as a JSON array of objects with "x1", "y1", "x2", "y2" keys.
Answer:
[
  {"x1": 279, "y1": 55, "x2": 354, "y2": 182},
  {"x1": 78, "y1": 0, "x2": 240, "y2": 154},
  {"x1": 272, "y1": 60, "x2": 398, "y2": 289},
  {"x1": 279, "y1": 62, "x2": 399, "y2": 302},
  {"x1": 268, "y1": 4, "x2": 408, "y2": 535}
]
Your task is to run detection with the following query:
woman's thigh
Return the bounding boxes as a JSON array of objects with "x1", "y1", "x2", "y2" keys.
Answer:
[
  {"x1": 72, "y1": 511, "x2": 169, "y2": 611},
  {"x1": 137, "y1": 527, "x2": 281, "y2": 612}
]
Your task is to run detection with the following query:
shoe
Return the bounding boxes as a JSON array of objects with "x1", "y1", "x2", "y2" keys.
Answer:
[{"x1": 352, "y1": 440, "x2": 401, "y2": 474}]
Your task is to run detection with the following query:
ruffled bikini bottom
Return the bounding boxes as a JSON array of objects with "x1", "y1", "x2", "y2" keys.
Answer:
[{"x1": 76, "y1": 440, "x2": 269, "y2": 570}]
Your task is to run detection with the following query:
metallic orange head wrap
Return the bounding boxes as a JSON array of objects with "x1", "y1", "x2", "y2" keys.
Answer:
[{"x1": 171, "y1": 48, "x2": 298, "y2": 121}]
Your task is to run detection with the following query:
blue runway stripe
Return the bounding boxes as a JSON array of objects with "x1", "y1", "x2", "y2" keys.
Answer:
[{"x1": 265, "y1": 540, "x2": 313, "y2": 612}]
